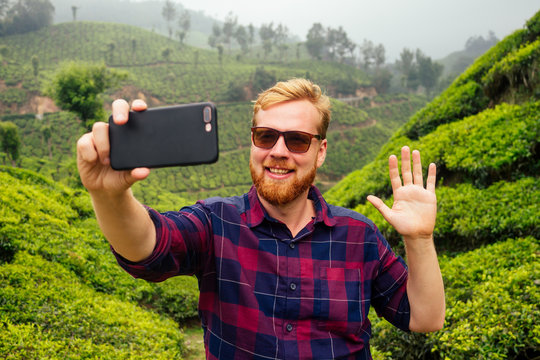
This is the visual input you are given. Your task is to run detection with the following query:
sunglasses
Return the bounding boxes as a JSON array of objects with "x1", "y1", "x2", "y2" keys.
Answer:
[{"x1": 251, "y1": 127, "x2": 322, "y2": 153}]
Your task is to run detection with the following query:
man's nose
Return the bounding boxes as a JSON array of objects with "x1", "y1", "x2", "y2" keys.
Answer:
[{"x1": 269, "y1": 135, "x2": 290, "y2": 157}]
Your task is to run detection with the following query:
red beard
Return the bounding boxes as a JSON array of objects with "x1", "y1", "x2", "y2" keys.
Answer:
[{"x1": 250, "y1": 158, "x2": 317, "y2": 206}]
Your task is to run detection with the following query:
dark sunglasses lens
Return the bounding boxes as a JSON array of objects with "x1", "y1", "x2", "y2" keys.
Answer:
[
  {"x1": 284, "y1": 132, "x2": 311, "y2": 152},
  {"x1": 253, "y1": 128, "x2": 279, "y2": 148}
]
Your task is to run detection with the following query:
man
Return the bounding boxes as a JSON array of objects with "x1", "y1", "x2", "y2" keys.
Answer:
[{"x1": 77, "y1": 78, "x2": 445, "y2": 359}]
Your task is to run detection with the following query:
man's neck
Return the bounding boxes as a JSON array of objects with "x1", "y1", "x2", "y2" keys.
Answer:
[{"x1": 258, "y1": 190, "x2": 316, "y2": 238}]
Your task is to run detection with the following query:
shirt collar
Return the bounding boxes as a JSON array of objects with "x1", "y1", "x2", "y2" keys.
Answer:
[{"x1": 245, "y1": 185, "x2": 337, "y2": 228}]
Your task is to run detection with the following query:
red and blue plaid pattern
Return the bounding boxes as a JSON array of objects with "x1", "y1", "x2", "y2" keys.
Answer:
[{"x1": 113, "y1": 186, "x2": 410, "y2": 359}]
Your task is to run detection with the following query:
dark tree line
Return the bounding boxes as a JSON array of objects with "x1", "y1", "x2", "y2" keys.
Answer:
[{"x1": 0, "y1": 0, "x2": 54, "y2": 36}]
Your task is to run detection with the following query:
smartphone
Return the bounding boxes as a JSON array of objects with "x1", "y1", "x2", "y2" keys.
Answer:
[{"x1": 109, "y1": 102, "x2": 218, "y2": 170}]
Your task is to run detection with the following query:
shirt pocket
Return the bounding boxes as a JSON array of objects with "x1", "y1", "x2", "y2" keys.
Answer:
[{"x1": 315, "y1": 267, "x2": 364, "y2": 336}]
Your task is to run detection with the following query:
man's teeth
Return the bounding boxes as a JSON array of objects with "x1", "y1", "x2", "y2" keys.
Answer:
[{"x1": 268, "y1": 168, "x2": 290, "y2": 174}]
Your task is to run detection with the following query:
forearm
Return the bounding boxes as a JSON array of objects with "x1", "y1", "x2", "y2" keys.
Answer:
[
  {"x1": 404, "y1": 235, "x2": 445, "y2": 332},
  {"x1": 90, "y1": 189, "x2": 156, "y2": 262}
]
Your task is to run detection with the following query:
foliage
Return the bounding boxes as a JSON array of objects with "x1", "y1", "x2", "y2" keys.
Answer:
[
  {"x1": 353, "y1": 177, "x2": 539, "y2": 252},
  {"x1": 370, "y1": 237, "x2": 540, "y2": 359},
  {"x1": 327, "y1": 100, "x2": 539, "y2": 208},
  {"x1": 0, "y1": 252, "x2": 186, "y2": 359},
  {"x1": 0, "y1": 0, "x2": 54, "y2": 36},
  {"x1": 483, "y1": 38, "x2": 540, "y2": 101},
  {"x1": 0, "y1": 166, "x2": 200, "y2": 324},
  {"x1": 0, "y1": 121, "x2": 20, "y2": 164},
  {"x1": 44, "y1": 61, "x2": 127, "y2": 129}
]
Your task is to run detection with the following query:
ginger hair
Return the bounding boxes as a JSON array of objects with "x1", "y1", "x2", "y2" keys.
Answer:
[{"x1": 252, "y1": 78, "x2": 331, "y2": 139}]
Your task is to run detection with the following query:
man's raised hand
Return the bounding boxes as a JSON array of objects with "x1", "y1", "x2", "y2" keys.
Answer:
[
  {"x1": 76, "y1": 99, "x2": 150, "y2": 195},
  {"x1": 367, "y1": 146, "x2": 437, "y2": 240}
]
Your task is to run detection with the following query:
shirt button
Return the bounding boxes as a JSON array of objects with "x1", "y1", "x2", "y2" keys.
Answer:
[
  {"x1": 286, "y1": 323, "x2": 293, "y2": 332},
  {"x1": 289, "y1": 243, "x2": 295, "y2": 249},
  {"x1": 289, "y1": 282, "x2": 297, "y2": 291}
]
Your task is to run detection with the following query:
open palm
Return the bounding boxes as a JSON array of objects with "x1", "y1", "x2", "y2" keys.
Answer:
[{"x1": 368, "y1": 146, "x2": 437, "y2": 239}]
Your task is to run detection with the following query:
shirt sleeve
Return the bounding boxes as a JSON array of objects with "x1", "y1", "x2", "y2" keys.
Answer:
[
  {"x1": 370, "y1": 227, "x2": 411, "y2": 331},
  {"x1": 111, "y1": 203, "x2": 213, "y2": 282}
]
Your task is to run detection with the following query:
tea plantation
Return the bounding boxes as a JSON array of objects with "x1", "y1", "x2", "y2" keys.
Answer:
[{"x1": 0, "y1": 10, "x2": 539, "y2": 359}]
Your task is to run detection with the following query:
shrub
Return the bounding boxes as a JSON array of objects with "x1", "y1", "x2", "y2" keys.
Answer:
[
  {"x1": 0, "y1": 252, "x2": 186, "y2": 359},
  {"x1": 352, "y1": 177, "x2": 539, "y2": 252},
  {"x1": 370, "y1": 237, "x2": 540, "y2": 359}
]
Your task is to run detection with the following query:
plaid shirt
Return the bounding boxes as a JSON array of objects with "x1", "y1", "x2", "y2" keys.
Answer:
[{"x1": 113, "y1": 186, "x2": 410, "y2": 359}]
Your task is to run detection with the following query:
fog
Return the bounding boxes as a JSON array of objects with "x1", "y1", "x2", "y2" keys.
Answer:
[{"x1": 172, "y1": 0, "x2": 539, "y2": 60}]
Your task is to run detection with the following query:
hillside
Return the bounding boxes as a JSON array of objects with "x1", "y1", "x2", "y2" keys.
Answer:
[
  {"x1": 0, "y1": 21, "x2": 425, "y2": 206},
  {"x1": 0, "y1": 166, "x2": 200, "y2": 358},
  {"x1": 324, "y1": 10, "x2": 540, "y2": 359}
]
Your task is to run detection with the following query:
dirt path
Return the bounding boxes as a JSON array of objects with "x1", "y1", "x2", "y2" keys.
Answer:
[{"x1": 183, "y1": 325, "x2": 205, "y2": 360}]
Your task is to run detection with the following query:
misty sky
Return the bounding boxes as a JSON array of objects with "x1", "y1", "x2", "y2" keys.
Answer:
[{"x1": 174, "y1": 0, "x2": 539, "y2": 61}]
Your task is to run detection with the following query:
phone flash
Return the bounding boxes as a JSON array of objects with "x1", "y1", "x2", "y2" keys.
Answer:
[{"x1": 205, "y1": 123, "x2": 212, "y2": 132}]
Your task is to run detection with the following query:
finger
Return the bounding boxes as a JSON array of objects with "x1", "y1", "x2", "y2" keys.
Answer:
[
  {"x1": 77, "y1": 133, "x2": 98, "y2": 164},
  {"x1": 426, "y1": 163, "x2": 437, "y2": 193},
  {"x1": 367, "y1": 195, "x2": 392, "y2": 223},
  {"x1": 112, "y1": 99, "x2": 130, "y2": 125},
  {"x1": 122, "y1": 167, "x2": 151, "y2": 187},
  {"x1": 131, "y1": 99, "x2": 148, "y2": 112},
  {"x1": 388, "y1": 154, "x2": 402, "y2": 192},
  {"x1": 401, "y1": 146, "x2": 413, "y2": 185},
  {"x1": 412, "y1": 149, "x2": 423, "y2": 186},
  {"x1": 130, "y1": 167, "x2": 151, "y2": 181},
  {"x1": 92, "y1": 122, "x2": 110, "y2": 165}
]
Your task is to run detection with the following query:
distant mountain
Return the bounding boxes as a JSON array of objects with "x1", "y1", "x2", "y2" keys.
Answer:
[{"x1": 437, "y1": 31, "x2": 500, "y2": 77}]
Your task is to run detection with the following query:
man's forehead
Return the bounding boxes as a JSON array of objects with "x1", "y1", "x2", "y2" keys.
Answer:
[{"x1": 255, "y1": 100, "x2": 320, "y2": 129}]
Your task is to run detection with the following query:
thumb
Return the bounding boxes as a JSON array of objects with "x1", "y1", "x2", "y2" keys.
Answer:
[
  {"x1": 124, "y1": 167, "x2": 150, "y2": 186},
  {"x1": 367, "y1": 195, "x2": 392, "y2": 222}
]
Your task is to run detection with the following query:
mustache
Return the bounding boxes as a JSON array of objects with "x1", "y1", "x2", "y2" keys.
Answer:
[{"x1": 263, "y1": 159, "x2": 295, "y2": 170}]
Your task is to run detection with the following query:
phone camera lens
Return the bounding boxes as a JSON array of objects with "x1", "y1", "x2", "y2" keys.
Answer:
[{"x1": 203, "y1": 106, "x2": 212, "y2": 123}]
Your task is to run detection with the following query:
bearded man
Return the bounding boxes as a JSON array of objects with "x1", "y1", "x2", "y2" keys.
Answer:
[{"x1": 77, "y1": 78, "x2": 445, "y2": 359}]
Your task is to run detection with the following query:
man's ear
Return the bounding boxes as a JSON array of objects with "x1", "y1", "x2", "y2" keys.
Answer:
[{"x1": 316, "y1": 139, "x2": 327, "y2": 168}]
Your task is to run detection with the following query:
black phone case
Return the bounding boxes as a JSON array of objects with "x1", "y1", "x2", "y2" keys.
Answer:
[{"x1": 109, "y1": 103, "x2": 218, "y2": 170}]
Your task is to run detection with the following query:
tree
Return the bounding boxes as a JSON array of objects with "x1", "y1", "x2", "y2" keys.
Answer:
[
  {"x1": 274, "y1": 23, "x2": 289, "y2": 61},
  {"x1": 222, "y1": 12, "x2": 237, "y2": 52},
  {"x1": 396, "y1": 48, "x2": 415, "y2": 89},
  {"x1": 45, "y1": 62, "x2": 127, "y2": 130},
  {"x1": 247, "y1": 23, "x2": 255, "y2": 50},
  {"x1": 372, "y1": 68, "x2": 392, "y2": 94},
  {"x1": 0, "y1": 0, "x2": 54, "y2": 36},
  {"x1": 208, "y1": 23, "x2": 222, "y2": 48},
  {"x1": 217, "y1": 44, "x2": 224, "y2": 66},
  {"x1": 31, "y1": 54, "x2": 39, "y2": 77},
  {"x1": 71, "y1": 5, "x2": 79, "y2": 21},
  {"x1": 373, "y1": 44, "x2": 386, "y2": 68},
  {"x1": 415, "y1": 49, "x2": 443, "y2": 95},
  {"x1": 259, "y1": 23, "x2": 275, "y2": 59},
  {"x1": 235, "y1": 25, "x2": 248, "y2": 53},
  {"x1": 252, "y1": 67, "x2": 276, "y2": 92},
  {"x1": 306, "y1": 23, "x2": 326, "y2": 60},
  {"x1": 177, "y1": 9, "x2": 190, "y2": 45},
  {"x1": 0, "y1": 121, "x2": 20, "y2": 166},
  {"x1": 161, "y1": 0, "x2": 176, "y2": 38},
  {"x1": 360, "y1": 39, "x2": 375, "y2": 70},
  {"x1": 465, "y1": 31, "x2": 499, "y2": 53},
  {"x1": 161, "y1": 47, "x2": 171, "y2": 63}
]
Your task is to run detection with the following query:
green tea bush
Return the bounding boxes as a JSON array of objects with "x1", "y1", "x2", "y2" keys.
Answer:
[
  {"x1": 0, "y1": 252, "x2": 186, "y2": 359},
  {"x1": 326, "y1": 101, "x2": 539, "y2": 209},
  {"x1": 483, "y1": 38, "x2": 540, "y2": 100},
  {"x1": 353, "y1": 177, "x2": 539, "y2": 252},
  {"x1": 401, "y1": 80, "x2": 489, "y2": 140},
  {"x1": 0, "y1": 167, "x2": 201, "y2": 324},
  {"x1": 370, "y1": 237, "x2": 540, "y2": 359}
]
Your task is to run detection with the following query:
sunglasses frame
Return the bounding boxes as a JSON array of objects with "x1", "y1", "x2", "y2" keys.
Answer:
[{"x1": 251, "y1": 127, "x2": 323, "y2": 153}]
